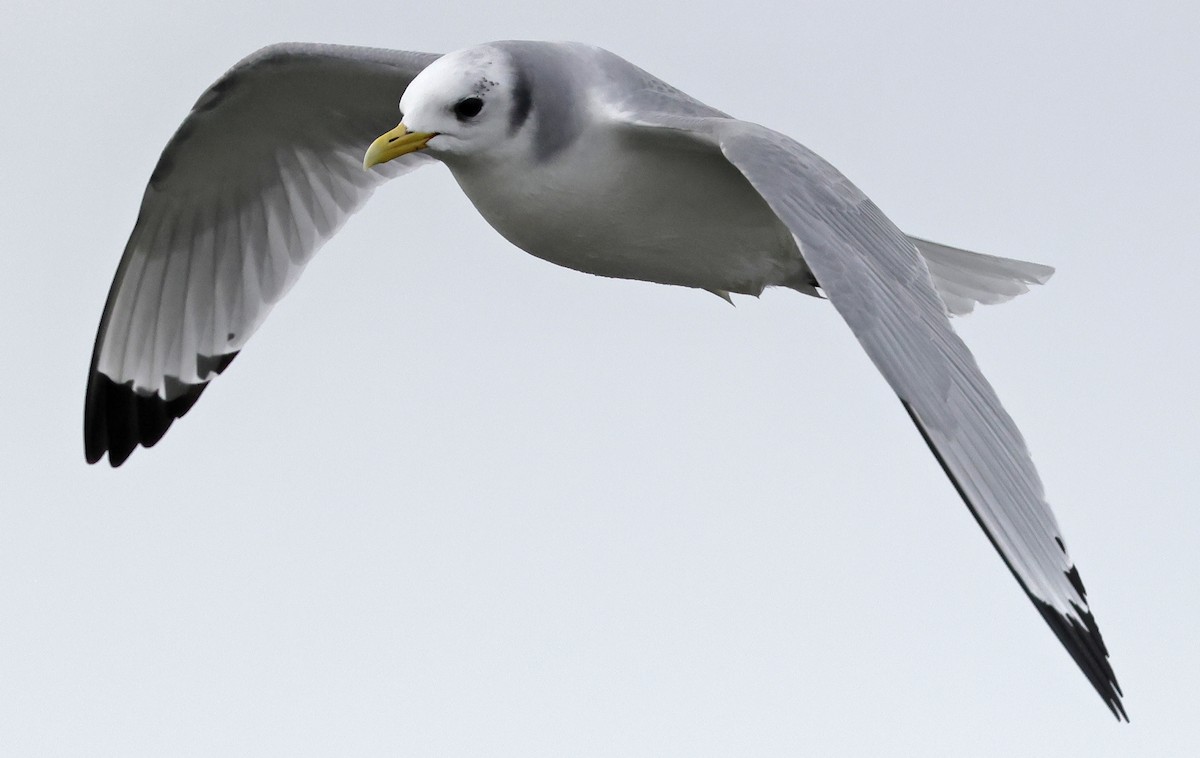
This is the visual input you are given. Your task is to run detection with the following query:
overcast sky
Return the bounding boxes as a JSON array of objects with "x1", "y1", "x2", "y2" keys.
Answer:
[{"x1": 2, "y1": 1, "x2": 1198, "y2": 755}]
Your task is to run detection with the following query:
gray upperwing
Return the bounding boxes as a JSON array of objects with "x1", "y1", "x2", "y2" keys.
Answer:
[
  {"x1": 611, "y1": 105, "x2": 1124, "y2": 719},
  {"x1": 715, "y1": 120, "x2": 1125, "y2": 719},
  {"x1": 86, "y1": 44, "x2": 440, "y2": 466}
]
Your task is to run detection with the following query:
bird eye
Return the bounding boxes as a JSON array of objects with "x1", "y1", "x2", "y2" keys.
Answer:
[{"x1": 453, "y1": 97, "x2": 484, "y2": 121}]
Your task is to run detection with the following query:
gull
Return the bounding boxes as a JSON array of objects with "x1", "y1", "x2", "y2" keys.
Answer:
[{"x1": 84, "y1": 41, "x2": 1125, "y2": 719}]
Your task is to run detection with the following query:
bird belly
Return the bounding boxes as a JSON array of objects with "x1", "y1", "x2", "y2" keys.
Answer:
[{"x1": 449, "y1": 128, "x2": 810, "y2": 296}]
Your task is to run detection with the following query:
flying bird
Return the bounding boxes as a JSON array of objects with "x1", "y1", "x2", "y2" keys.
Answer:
[{"x1": 84, "y1": 41, "x2": 1125, "y2": 719}]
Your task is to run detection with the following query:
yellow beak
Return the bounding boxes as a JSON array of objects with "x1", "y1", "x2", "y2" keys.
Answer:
[{"x1": 363, "y1": 123, "x2": 436, "y2": 169}]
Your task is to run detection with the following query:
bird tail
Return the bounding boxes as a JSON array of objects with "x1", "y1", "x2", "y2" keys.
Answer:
[{"x1": 908, "y1": 236, "x2": 1056, "y2": 317}]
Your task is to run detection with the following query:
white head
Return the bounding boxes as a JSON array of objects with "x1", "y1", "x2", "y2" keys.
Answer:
[{"x1": 363, "y1": 45, "x2": 533, "y2": 168}]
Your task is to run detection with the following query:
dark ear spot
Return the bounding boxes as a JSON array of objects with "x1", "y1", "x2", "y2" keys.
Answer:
[{"x1": 509, "y1": 67, "x2": 532, "y2": 133}]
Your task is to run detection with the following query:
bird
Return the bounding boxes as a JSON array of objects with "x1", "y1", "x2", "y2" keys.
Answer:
[{"x1": 84, "y1": 40, "x2": 1125, "y2": 719}]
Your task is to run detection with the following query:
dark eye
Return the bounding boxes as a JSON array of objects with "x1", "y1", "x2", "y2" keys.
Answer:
[{"x1": 453, "y1": 97, "x2": 484, "y2": 121}]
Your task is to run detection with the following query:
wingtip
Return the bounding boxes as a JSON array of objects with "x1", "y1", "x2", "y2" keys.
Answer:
[
  {"x1": 83, "y1": 351, "x2": 238, "y2": 466},
  {"x1": 1032, "y1": 596, "x2": 1128, "y2": 723},
  {"x1": 899, "y1": 399, "x2": 1126, "y2": 721},
  {"x1": 84, "y1": 372, "x2": 180, "y2": 467}
]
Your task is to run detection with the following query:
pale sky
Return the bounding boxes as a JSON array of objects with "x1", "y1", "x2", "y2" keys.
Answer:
[{"x1": 2, "y1": 1, "x2": 1198, "y2": 755}]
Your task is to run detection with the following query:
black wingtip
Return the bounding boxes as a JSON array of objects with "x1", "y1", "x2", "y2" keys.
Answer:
[
  {"x1": 84, "y1": 351, "x2": 238, "y2": 467},
  {"x1": 1032, "y1": 597, "x2": 1128, "y2": 721},
  {"x1": 898, "y1": 400, "x2": 1127, "y2": 721}
]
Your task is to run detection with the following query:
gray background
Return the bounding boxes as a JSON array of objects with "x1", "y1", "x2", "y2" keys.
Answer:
[{"x1": 2, "y1": 0, "x2": 1196, "y2": 755}]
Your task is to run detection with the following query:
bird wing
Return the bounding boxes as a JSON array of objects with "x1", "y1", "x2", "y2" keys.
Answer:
[
  {"x1": 86, "y1": 43, "x2": 439, "y2": 466},
  {"x1": 610, "y1": 103, "x2": 1125, "y2": 718}
]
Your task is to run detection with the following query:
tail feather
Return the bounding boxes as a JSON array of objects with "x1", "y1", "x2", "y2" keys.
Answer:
[{"x1": 908, "y1": 236, "x2": 1055, "y2": 317}]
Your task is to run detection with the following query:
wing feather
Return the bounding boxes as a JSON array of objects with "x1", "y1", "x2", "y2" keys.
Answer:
[
  {"x1": 86, "y1": 43, "x2": 440, "y2": 465},
  {"x1": 612, "y1": 103, "x2": 1125, "y2": 718},
  {"x1": 714, "y1": 121, "x2": 1126, "y2": 719}
]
